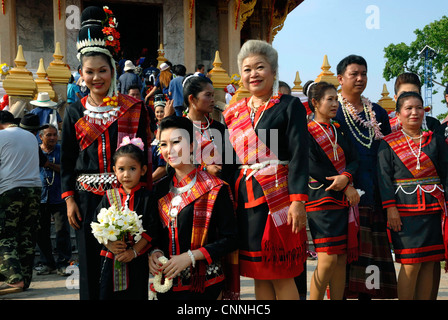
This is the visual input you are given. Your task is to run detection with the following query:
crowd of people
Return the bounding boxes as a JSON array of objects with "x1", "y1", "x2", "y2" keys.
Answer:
[{"x1": 1, "y1": 5, "x2": 448, "y2": 301}]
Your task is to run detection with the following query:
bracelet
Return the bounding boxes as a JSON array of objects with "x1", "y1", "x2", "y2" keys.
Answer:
[
  {"x1": 64, "y1": 195, "x2": 74, "y2": 201},
  {"x1": 131, "y1": 247, "x2": 138, "y2": 258},
  {"x1": 150, "y1": 248, "x2": 164, "y2": 256},
  {"x1": 187, "y1": 249, "x2": 196, "y2": 268}
]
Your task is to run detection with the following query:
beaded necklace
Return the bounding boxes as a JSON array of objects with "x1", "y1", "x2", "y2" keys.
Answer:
[
  {"x1": 313, "y1": 120, "x2": 339, "y2": 161},
  {"x1": 338, "y1": 93, "x2": 383, "y2": 148},
  {"x1": 401, "y1": 129, "x2": 423, "y2": 170}
]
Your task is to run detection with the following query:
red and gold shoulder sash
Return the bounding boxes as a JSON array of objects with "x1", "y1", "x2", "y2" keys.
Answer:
[
  {"x1": 75, "y1": 94, "x2": 142, "y2": 150},
  {"x1": 384, "y1": 130, "x2": 435, "y2": 178},
  {"x1": 308, "y1": 121, "x2": 346, "y2": 174}
]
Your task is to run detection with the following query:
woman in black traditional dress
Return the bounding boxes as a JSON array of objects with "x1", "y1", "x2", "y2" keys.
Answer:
[
  {"x1": 182, "y1": 75, "x2": 226, "y2": 178},
  {"x1": 148, "y1": 116, "x2": 239, "y2": 300},
  {"x1": 60, "y1": 6, "x2": 151, "y2": 300},
  {"x1": 223, "y1": 40, "x2": 309, "y2": 300},
  {"x1": 303, "y1": 81, "x2": 360, "y2": 300},
  {"x1": 378, "y1": 92, "x2": 448, "y2": 300}
]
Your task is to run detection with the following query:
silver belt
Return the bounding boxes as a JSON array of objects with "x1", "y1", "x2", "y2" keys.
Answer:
[
  {"x1": 239, "y1": 160, "x2": 289, "y2": 180},
  {"x1": 76, "y1": 173, "x2": 119, "y2": 192}
]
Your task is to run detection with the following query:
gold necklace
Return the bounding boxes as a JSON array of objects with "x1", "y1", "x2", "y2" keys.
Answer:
[{"x1": 250, "y1": 96, "x2": 271, "y2": 129}]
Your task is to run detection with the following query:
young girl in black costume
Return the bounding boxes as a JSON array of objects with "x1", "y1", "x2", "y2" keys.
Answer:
[{"x1": 95, "y1": 137, "x2": 161, "y2": 300}]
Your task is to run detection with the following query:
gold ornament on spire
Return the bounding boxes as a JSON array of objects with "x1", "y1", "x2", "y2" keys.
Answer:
[
  {"x1": 46, "y1": 42, "x2": 71, "y2": 84},
  {"x1": 3, "y1": 45, "x2": 37, "y2": 97},
  {"x1": 209, "y1": 51, "x2": 231, "y2": 89},
  {"x1": 377, "y1": 84, "x2": 395, "y2": 113},
  {"x1": 315, "y1": 55, "x2": 339, "y2": 88}
]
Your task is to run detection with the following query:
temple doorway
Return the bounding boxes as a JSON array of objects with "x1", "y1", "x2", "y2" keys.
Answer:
[{"x1": 82, "y1": 1, "x2": 162, "y2": 67}]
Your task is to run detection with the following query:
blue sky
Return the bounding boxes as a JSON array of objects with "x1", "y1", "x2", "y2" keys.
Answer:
[{"x1": 273, "y1": 0, "x2": 448, "y2": 117}]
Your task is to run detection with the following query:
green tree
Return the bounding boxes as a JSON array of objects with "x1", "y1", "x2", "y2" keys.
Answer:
[{"x1": 383, "y1": 16, "x2": 448, "y2": 90}]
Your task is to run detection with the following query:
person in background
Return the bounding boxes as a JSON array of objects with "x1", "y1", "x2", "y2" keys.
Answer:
[
  {"x1": 441, "y1": 84, "x2": 448, "y2": 124},
  {"x1": 145, "y1": 62, "x2": 172, "y2": 101},
  {"x1": 151, "y1": 99, "x2": 167, "y2": 184},
  {"x1": 278, "y1": 81, "x2": 291, "y2": 95},
  {"x1": 0, "y1": 111, "x2": 41, "y2": 295},
  {"x1": 334, "y1": 54, "x2": 397, "y2": 299},
  {"x1": 36, "y1": 124, "x2": 72, "y2": 277},
  {"x1": 117, "y1": 60, "x2": 142, "y2": 94},
  {"x1": 29, "y1": 92, "x2": 62, "y2": 134},
  {"x1": 390, "y1": 72, "x2": 440, "y2": 133},
  {"x1": 195, "y1": 64, "x2": 206, "y2": 77},
  {"x1": 127, "y1": 85, "x2": 143, "y2": 101},
  {"x1": 183, "y1": 74, "x2": 225, "y2": 178},
  {"x1": 168, "y1": 64, "x2": 186, "y2": 117},
  {"x1": 67, "y1": 75, "x2": 82, "y2": 105}
]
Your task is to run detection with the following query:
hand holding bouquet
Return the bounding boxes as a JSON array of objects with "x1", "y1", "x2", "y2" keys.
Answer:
[{"x1": 91, "y1": 205, "x2": 145, "y2": 246}]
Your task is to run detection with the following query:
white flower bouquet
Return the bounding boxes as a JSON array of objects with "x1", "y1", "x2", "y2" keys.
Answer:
[{"x1": 90, "y1": 205, "x2": 145, "y2": 245}]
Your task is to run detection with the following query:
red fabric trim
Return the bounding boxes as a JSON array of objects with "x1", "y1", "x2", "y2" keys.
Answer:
[
  {"x1": 104, "y1": 130, "x2": 111, "y2": 172},
  {"x1": 306, "y1": 204, "x2": 345, "y2": 212},
  {"x1": 245, "y1": 177, "x2": 255, "y2": 204},
  {"x1": 398, "y1": 207, "x2": 442, "y2": 216},
  {"x1": 342, "y1": 171, "x2": 352, "y2": 183},
  {"x1": 239, "y1": 258, "x2": 304, "y2": 280},
  {"x1": 396, "y1": 254, "x2": 444, "y2": 264},
  {"x1": 61, "y1": 191, "x2": 74, "y2": 199},
  {"x1": 233, "y1": 170, "x2": 244, "y2": 210},
  {"x1": 100, "y1": 249, "x2": 114, "y2": 259},
  {"x1": 290, "y1": 194, "x2": 308, "y2": 202},
  {"x1": 394, "y1": 244, "x2": 444, "y2": 255},
  {"x1": 141, "y1": 233, "x2": 152, "y2": 243},
  {"x1": 239, "y1": 250, "x2": 263, "y2": 258},
  {"x1": 198, "y1": 247, "x2": 212, "y2": 265},
  {"x1": 315, "y1": 244, "x2": 347, "y2": 255},
  {"x1": 171, "y1": 275, "x2": 225, "y2": 292},
  {"x1": 382, "y1": 199, "x2": 396, "y2": 209},
  {"x1": 244, "y1": 195, "x2": 267, "y2": 209},
  {"x1": 313, "y1": 235, "x2": 347, "y2": 244},
  {"x1": 98, "y1": 135, "x2": 105, "y2": 174}
]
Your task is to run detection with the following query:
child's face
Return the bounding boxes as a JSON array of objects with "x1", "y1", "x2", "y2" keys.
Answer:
[
  {"x1": 113, "y1": 156, "x2": 147, "y2": 193},
  {"x1": 155, "y1": 106, "x2": 165, "y2": 121}
]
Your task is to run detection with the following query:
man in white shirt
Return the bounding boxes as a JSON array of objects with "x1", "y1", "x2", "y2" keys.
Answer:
[{"x1": 0, "y1": 111, "x2": 42, "y2": 295}]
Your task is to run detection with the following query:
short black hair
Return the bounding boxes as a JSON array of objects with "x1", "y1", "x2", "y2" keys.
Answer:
[
  {"x1": 182, "y1": 74, "x2": 213, "y2": 109},
  {"x1": 159, "y1": 115, "x2": 194, "y2": 144},
  {"x1": 394, "y1": 72, "x2": 421, "y2": 95},
  {"x1": 278, "y1": 81, "x2": 291, "y2": 95},
  {"x1": 173, "y1": 64, "x2": 186, "y2": 77},
  {"x1": 128, "y1": 85, "x2": 140, "y2": 92},
  {"x1": 336, "y1": 54, "x2": 367, "y2": 75},
  {"x1": 303, "y1": 81, "x2": 337, "y2": 113}
]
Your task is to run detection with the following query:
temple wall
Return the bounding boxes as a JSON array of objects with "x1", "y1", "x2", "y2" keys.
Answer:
[{"x1": 17, "y1": 0, "x2": 55, "y2": 70}]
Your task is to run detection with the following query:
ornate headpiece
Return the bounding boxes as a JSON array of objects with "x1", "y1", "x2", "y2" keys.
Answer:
[{"x1": 77, "y1": 6, "x2": 121, "y2": 97}]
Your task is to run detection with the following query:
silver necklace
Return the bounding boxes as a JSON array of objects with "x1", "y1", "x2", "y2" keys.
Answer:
[
  {"x1": 401, "y1": 129, "x2": 423, "y2": 170},
  {"x1": 313, "y1": 120, "x2": 339, "y2": 161},
  {"x1": 168, "y1": 172, "x2": 197, "y2": 219}
]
